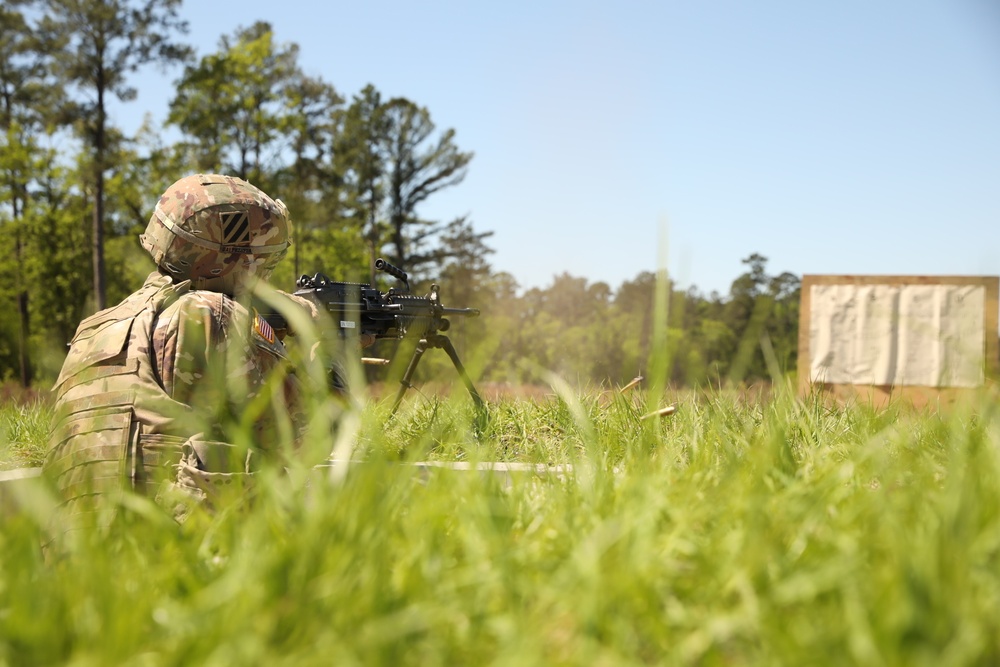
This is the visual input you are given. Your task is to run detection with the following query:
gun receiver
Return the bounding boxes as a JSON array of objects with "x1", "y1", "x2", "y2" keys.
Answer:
[
  {"x1": 265, "y1": 258, "x2": 483, "y2": 414},
  {"x1": 293, "y1": 267, "x2": 479, "y2": 341}
]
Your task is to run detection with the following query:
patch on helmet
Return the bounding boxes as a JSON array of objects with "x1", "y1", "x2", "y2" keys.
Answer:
[
  {"x1": 254, "y1": 312, "x2": 275, "y2": 344},
  {"x1": 221, "y1": 210, "x2": 251, "y2": 244}
]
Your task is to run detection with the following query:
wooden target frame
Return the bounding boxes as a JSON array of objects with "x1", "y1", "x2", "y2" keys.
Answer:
[{"x1": 797, "y1": 275, "x2": 999, "y2": 407}]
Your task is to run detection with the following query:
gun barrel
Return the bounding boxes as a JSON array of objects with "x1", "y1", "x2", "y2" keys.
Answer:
[{"x1": 441, "y1": 307, "x2": 480, "y2": 317}]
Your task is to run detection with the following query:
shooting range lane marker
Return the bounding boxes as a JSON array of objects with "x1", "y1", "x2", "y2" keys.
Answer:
[
  {"x1": 0, "y1": 467, "x2": 45, "y2": 519},
  {"x1": 0, "y1": 467, "x2": 42, "y2": 482}
]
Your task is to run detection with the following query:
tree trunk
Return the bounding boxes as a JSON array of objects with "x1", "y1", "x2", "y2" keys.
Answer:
[
  {"x1": 17, "y1": 290, "x2": 31, "y2": 387},
  {"x1": 92, "y1": 171, "x2": 106, "y2": 311},
  {"x1": 93, "y1": 76, "x2": 107, "y2": 311},
  {"x1": 367, "y1": 179, "x2": 378, "y2": 286},
  {"x1": 14, "y1": 217, "x2": 31, "y2": 387}
]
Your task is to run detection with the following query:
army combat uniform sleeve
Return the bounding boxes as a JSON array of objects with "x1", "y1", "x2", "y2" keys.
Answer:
[{"x1": 151, "y1": 290, "x2": 306, "y2": 452}]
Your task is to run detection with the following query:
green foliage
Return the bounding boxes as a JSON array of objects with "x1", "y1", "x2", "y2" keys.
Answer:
[
  {"x1": 437, "y1": 254, "x2": 800, "y2": 390},
  {"x1": 0, "y1": 14, "x2": 479, "y2": 386},
  {"x1": 169, "y1": 20, "x2": 297, "y2": 184},
  {"x1": 4, "y1": 387, "x2": 1000, "y2": 664},
  {"x1": 0, "y1": 395, "x2": 51, "y2": 469},
  {"x1": 38, "y1": 0, "x2": 192, "y2": 310},
  {"x1": 0, "y1": 1, "x2": 195, "y2": 385},
  {"x1": 379, "y1": 97, "x2": 474, "y2": 276},
  {"x1": 0, "y1": 12, "x2": 805, "y2": 393}
]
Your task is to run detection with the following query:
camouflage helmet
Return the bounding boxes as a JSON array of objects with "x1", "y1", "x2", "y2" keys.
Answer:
[{"x1": 140, "y1": 174, "x2": 291, "y2": 294}]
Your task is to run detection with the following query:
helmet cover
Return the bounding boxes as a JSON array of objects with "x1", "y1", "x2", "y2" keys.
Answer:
[{"x1": 140, "y1": 174, "x2": 291, "y2": 293}]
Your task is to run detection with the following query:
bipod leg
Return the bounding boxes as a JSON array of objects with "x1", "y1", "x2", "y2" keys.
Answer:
[
  {"x1": 390, "y1": 338, "x2": 430, "y2": 415},
  {"x1": 434, "y1": 334, "x2": 485, "y2": 412}
]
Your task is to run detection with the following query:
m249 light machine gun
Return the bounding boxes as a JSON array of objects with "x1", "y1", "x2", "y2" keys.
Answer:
[{"x1": 270, "y1": 258, "x2": 484, "y2": 414}]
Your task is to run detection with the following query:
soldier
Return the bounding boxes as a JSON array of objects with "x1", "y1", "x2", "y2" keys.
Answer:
[{"x1": 44, "y1": 174, "x2": 327, "y2": 525}]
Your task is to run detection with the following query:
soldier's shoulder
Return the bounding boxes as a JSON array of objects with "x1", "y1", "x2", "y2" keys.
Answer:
[
  {"x1": 180, "y1": 290, "x2": 227, "y2": 308},
  {"x1": 69, "y1": 273, "x2": 174, "y2": 337},
  {"x1": 155, "y1": 289, "x2": 287, "y2": 355},
  {"x1": 161, "y1": 290, "x2": 247, "y2": 322}
]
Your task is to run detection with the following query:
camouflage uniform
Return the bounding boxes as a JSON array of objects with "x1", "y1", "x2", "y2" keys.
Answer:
[{"x1": 44, "y1": 174, "x2": 305, "y2": 524}]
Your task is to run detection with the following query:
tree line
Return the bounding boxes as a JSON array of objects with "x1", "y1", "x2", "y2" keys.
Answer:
[
  {"x1": 0, "y1": 0, "x2": 801, "y2": 391},
  {"x1": 420, "y1": 252, "x2": 801, "y2": 390}
]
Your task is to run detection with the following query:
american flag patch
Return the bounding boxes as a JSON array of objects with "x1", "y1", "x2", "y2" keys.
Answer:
[{"x1": 254, "y1": 313, "x2": 275, "y2": 343}]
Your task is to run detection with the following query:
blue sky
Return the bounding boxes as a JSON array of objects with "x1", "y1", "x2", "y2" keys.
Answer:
[{"x1": 112, "y1": 0, "x2": 1000, "y2": 296}]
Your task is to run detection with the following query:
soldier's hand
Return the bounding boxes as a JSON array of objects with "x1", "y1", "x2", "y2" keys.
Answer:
[{"x1": 279, "y1": 291, "x2": 320, "y2": 321}]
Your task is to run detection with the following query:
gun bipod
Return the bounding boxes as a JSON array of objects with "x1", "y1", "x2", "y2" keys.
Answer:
[{"x1": 389, "y1": 333, "x2": 485, "y2": 416}]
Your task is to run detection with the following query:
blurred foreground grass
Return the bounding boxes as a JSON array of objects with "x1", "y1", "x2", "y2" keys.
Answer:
[{"x1": 2, "y1": 386, "x2": 1000, "y2": 665}]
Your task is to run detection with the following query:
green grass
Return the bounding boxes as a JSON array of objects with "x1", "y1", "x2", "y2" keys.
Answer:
[
  {"x1": 3, "y1": 385, "x2": 1000, "y2": 665},
  {"x1": 0, "y1": 398, "x2": 52, "y2": 470}
]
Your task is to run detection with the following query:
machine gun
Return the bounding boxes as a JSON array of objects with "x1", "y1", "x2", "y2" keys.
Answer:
[{"x1": 265, "y1": 258, "x2": 483, "y2": 414}]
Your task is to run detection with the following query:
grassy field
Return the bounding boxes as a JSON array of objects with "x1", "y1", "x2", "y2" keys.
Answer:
[{"x1": 2, "y1": 383, "x2": 1000, "y2": 665}]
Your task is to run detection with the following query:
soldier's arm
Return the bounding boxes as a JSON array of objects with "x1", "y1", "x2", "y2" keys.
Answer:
[{"x1": 151, "y1": 291, "x2": 240, "y2": 407}]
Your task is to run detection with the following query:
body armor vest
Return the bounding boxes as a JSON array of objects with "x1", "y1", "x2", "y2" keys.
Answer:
[{"x1": 44, "y1": 272, "x2": 294, "y2": 524}]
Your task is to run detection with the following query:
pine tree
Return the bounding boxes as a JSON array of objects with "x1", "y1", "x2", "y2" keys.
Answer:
[{"x1": 39, "y1": 0, "x2": 190, "y2": 310}]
